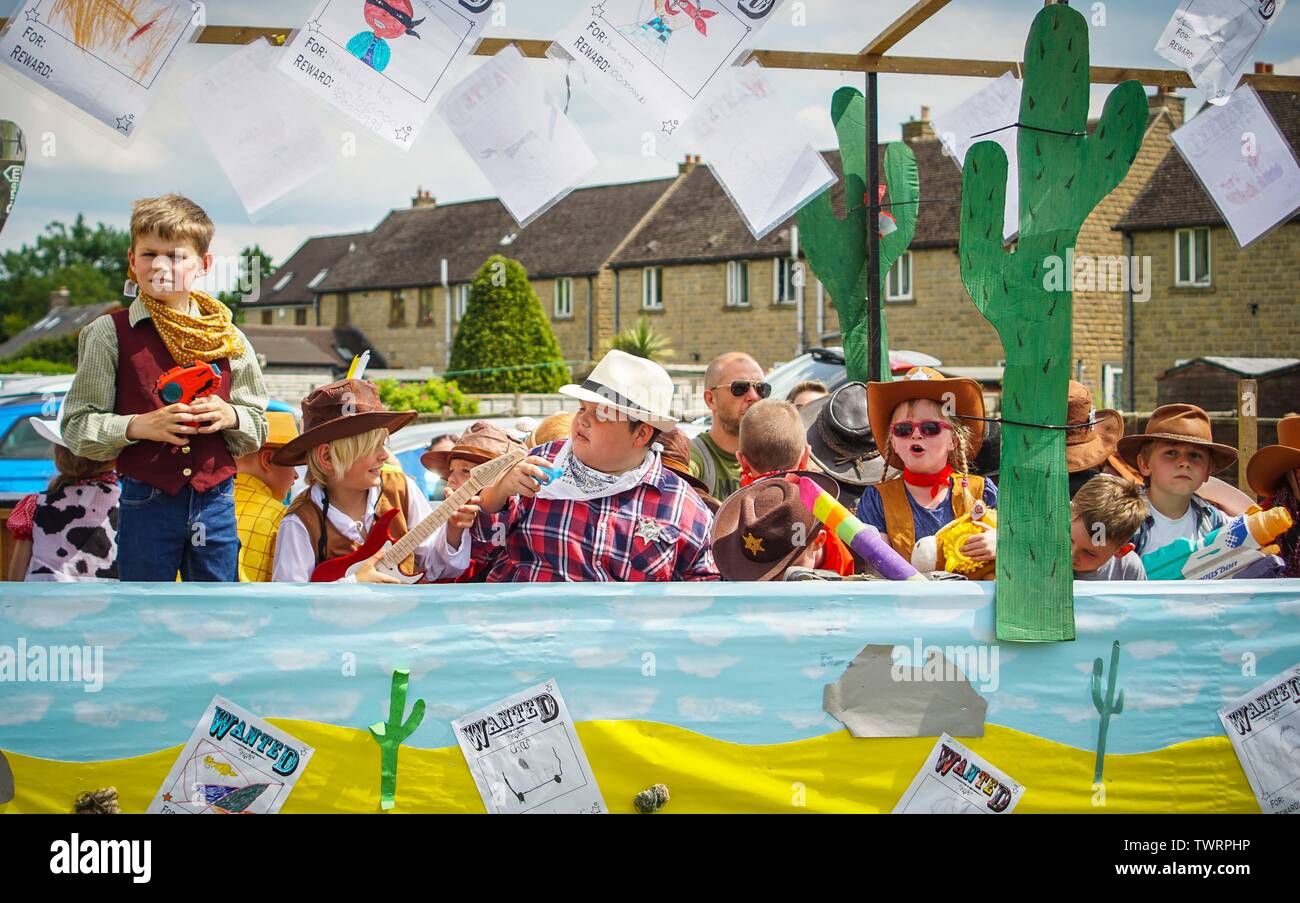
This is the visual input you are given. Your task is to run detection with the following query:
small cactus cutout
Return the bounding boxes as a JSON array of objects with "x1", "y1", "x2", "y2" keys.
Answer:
[
  {"x1": 958, "y1": 4, "x2": 1147, "y2": 641},
  {"x1": 1091, "y1": 641, "x2": 1125, "y2": 783},
  {"x1": 368, "y1": 668, "x2": 425, "y2": 810},
  {"x1": 798, "y1": 86, "x2": 919, "y2": 383}
]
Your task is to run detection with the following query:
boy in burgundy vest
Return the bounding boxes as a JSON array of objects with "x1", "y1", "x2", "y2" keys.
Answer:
[{"x1": 61, "y1": 195, "x2": 269, "y2": 581}]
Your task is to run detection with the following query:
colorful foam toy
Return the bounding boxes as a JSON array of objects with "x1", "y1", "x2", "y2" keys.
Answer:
[{"x1": 791, "y1": 474, "x2": 924, "y2": 581}]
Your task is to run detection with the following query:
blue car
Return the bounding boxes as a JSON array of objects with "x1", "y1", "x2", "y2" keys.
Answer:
[{"x1": 0, "y1": 393, "x2": 299, "y2": 503}]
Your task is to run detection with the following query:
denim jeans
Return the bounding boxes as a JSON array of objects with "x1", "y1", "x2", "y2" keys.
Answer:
[{"x1": 116, "y1": 475, "x2": 240, "y2": 581}]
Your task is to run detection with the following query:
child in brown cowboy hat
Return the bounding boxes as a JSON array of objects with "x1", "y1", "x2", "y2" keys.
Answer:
[
  {"x1": 854, "y1": 367, "x2": 998, "y2": 572},
  {"x1": 1117, "y1": 403, "x2": 1237, "y2": 557},
  {"x1": 270, "y1": 379, "x2": 479, "y2": 583},
  {"x1": 711, "y1": 472, "x2": 851, "y2": 580},
  {"x1": 1062, "y1": 380, "x2": 1125, "y2": 498},
  {"x1": 1246, "y1": 413, "x2": 1300, "y2": 577}
]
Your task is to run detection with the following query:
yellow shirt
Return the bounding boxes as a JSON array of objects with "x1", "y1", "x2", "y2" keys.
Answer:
[{"x1": 234, "y1": 473, "x2": 287, "y2": 582}]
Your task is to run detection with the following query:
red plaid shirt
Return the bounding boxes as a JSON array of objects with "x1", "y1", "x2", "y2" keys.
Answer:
[{"x1": 471, "y1": 441, "x2": 719, "y2": 582}]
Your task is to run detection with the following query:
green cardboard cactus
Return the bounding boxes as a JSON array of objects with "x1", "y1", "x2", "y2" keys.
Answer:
[
  {"x1": 958, "y1": 5, "x2": 1147, "y2": 641},
  {"x1": 798, "y1": 87, "x2": 919, "y2": 383},
  {"x1": 368, "y1": 668, "x2": 425, "y2": 810},
  {"x1": 1091, "y1": 641, "x2": 1125, "y2": 783}
]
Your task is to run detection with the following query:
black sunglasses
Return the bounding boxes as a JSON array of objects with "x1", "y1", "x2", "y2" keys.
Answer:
[{"x1": 710, "y1": 380, "x2": 771, "y2": 399}]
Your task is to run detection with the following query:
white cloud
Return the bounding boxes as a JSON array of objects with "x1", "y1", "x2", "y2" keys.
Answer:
[
  {"x1": 686, "y1": 623, "x2": 739, "y2": 647},
  {"x1": 568, "y1": 686, "x2": 658, "y2": 722},
  {"x1": 801, "y1": 665, "x2": 829, "y2": 680},
  {"x1": 1129, "y1": 679, "x2": 1204, "y2": 712},
  {"x1": 307, "y1": 594, "x2": 417, "y2": 629},
  {"x1": 736, "y1": 605, "x2": 850, "y2": 643},
  {"x1": 675, "y1": 654, "x2": 742, "y2": 679},
  {"x1": 82, "y1": 629, "x2": 136, "y2": 649},
  {"x1": 4, "y1": 595, "x2": 111, "y2": 628},
  {"x1": 776, "y1": 710, "x2": 832, "y2": 730},
  {"x1": 250, "y1": 691, "x2": 363, "y2": 723},
  {"x1": 270, "y1": 649, "x2": 330, "y2": 671},
  {"x1": 988, "y1": 694, "x2": 1039, "y2": 713},
  {"x1": 139, "y1": 607, "x2": 269, "y2": 645},
  {"x1": 209, "y1": 672, "x2": 239, "y2": 686},
  {"x1": 0, "y1": 692, "x2": 52, "y2": 726},
  {"x1": 1230, "y1": 619, "x2": 1274, "y2": 639},
  {"x1": 1275, "y1": 597, "x2": 1300, "y2": 619},
  {"x1": 378, "y1": 653, "x2": 445, "y2": 681},
  {"x1": 511, "y1": 671, "x2": 542, "y2": 684},
  {"x1": 73, "y1": 701, "x2": 167, "y2": 727},
  {"x1": 1054, "y1": 705, "x2": 1098, "y2": 724},
  {"x1": 677, "y1": 696, "x2": 764, "y2": 722},
  {"x1": 390, "y1": 626, "x2": 444, "y2": 648},
  {"x1": 607, "y1": 596, "x2": 714, "y2": 631},
  {"x1": 441, "y1": 605, "x2": 572, "y2": 642},
  {"x1": 570, "y1": 646, "x2": 630, "y2": 669},
  {"x1": 1075, "y1": 609, "x2": 1126, "y2": 632},
  {"x1": 1126, "y1": 640, "x2": 1177, "y2": 660}
]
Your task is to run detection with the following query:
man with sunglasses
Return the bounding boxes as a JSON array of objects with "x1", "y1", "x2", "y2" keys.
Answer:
[{"x1": 690, "y1": 352, "x2": 771, "y2": 501}]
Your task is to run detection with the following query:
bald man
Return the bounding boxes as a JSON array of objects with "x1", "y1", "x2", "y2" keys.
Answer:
[{"x1": 690, "y1": 351, "x2": 769, "y2": 500}]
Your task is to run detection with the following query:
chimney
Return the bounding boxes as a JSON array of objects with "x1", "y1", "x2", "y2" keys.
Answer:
[
  {"x1": 678, "y1": 153, "x2": 701, "y2": 175},
  {"x1": 902, "y1": 106, "x2": 935, "y2": 144},
  {"x1": 49, "y1": 286, "x2": 70, "y2": 312},
  {"x1": 411, "y1": 187, "x2": 436, "y2": 209},
  {"x1": 1254, "y1": 62, "x2": 1274, "y2": 74},
  {"x1": 1149, "y1": 84, "x2": 1185, "y2": 128}
]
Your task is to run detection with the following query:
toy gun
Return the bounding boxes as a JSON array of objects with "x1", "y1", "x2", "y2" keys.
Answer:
[
  {"x1": 155, "y1": 362, "x2": 221, "y2": 405},
  {"x1": 1141, "y1": 506, "x2": 1293, "y2": 581},
  {"x1": 790, "y1": 474, "x2": 924, "y2": 581}
]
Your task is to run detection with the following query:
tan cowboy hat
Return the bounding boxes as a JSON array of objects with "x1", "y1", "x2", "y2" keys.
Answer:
[
  {"x1": 271, "y1": 379, "x2": 416, "y2": 466},
  {"x1": 658, "y1": 426, "x2": 713, "y2": 494},
  {"x1": 1065, "y1": 380, "x2": 1123, "y2": 473},
  {"x1": 560, "y1": 349, "x2": 677, "y2": 431},
  {"x1": 867, "y1": 367, "x2": 986, "y2": 466},
  {"x1": 421, "y1": 421, "x2": 522, "y2": 474},
  {"x1": 711, "y1": 472, "x2": 840, "y2": 581},
  {"x1": 527, "y1": 411, "x2": 574, "y2": 449},
  {"x1": 1115, "y1": 403, "x2": 1237, "y2": 474},
  {"x1": 1247, "y1": 414, "x2": 1300, "y2": 497}
]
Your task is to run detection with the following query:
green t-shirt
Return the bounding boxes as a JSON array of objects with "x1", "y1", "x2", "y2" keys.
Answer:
[{"x1": 689, "y1": 432, "x2": 741, "y2": 500}]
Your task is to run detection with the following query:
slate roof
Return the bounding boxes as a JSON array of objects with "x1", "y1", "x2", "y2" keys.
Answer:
[
  {"x1": 1162, "y1": 356, "x2": 1300, "y2": 378},
  {"x1": 243, "y1": 232, "x2": 367, "y2": 308},
  {"x1": 240, "y1": 325, "x2": 388, "y2": 370},
  {"x1": 317, "y1": 177, "x2": 677, "y2": 293},
  {"x1": 0, "y1": 301, "x2": 121, "y2": 359},
  {"x1": 1117, "y1": 91, "x2": 1300, "y2": 232}
]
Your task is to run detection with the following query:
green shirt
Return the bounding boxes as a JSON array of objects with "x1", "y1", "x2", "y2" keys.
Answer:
[
  {"x1": 61, "y1": 299, "x2": 269, "y2": 462},
  {"x1": 689, "y1": 431, "x2": 741, "y2": 500}
]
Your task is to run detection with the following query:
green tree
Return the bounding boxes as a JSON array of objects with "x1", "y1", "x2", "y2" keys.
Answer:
[
  {"x1": 448, "y1": 256, "x2": 568, "y2": 393},
  {"x1": 219, "y1": 244, "x2": 275, "y2": 322},
  {"x1": 606, "y1": 317, "x2": 674, "y2": 363},
  {"x1": 0, "y1": 216, "x2": 129, "y2": 340}
]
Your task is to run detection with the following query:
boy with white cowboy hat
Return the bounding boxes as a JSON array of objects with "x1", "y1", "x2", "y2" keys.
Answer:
[{"x1": 472, "y1": 350, "x2": 718, "y2": 581}]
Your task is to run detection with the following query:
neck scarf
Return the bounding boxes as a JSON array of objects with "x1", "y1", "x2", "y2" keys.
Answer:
[
  {"x1": 903, "y1": 464, "x2": 954, "y2": 500},
  {"x1": 538, "y1": 440, "x2": 654, "y2": 502},
  {"x1": 139, "y1": 285, "x2": 244, "y2": 366}
]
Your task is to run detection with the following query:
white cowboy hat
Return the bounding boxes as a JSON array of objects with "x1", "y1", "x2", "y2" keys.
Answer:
[
  {"x1": 28, "y1": 397, "x2": 68, "y2": 448},
  {"x1": 560, "y1": 350, "x2": 678, "y2": 431}
]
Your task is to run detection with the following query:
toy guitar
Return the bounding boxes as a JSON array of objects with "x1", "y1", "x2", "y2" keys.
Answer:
[{"x1": 310, "y1": 449, "x2": 525, "y2": 583}]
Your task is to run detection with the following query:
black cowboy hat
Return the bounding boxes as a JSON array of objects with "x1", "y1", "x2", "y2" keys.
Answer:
[{"x1": 800, "y1": 382, "x2": 894, "y2": 506}]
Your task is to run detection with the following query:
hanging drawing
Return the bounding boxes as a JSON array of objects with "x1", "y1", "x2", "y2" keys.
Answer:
[
  {"x1": 346, "y1": 0, "x2": 425, "y2": 73},
  {"x1": 0, "y1": 0, "x2": 203, "y2": 138}
]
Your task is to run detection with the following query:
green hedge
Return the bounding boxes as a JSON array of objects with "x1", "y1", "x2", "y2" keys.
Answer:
[
  {"x1": 0, "y1": 357, "x2": 76, "y2": 375},
  {"x1": 374, "y1": 377, "x2": 478, "y2": 417}
]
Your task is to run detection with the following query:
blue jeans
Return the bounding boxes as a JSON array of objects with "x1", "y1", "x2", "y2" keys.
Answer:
[{"x1": 116, "y1": 475, "x2": 240, "y2": 581}]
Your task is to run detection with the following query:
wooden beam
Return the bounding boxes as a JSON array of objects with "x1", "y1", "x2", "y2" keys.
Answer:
[
  {"x1": 860, "y1": 0, "x2": 952, "y2": 56},
  {"x1": 3, "y1": 20, "x2": 1298, "y2": 90}
]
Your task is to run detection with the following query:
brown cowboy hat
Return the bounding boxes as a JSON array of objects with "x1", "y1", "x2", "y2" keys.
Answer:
[
  {"x1": 1116, "y1": 403, "x2": 1237, "y2": 474},
  {"x1": 1065, "y1": 380, "x2": 1124, "y2": 473},
  {"x1": 800, "y1": 382, "x2": 889, "y2": 487},
  {"x1": 867, "y1": 367, "x2": 985, "y2": 468},
  {"x1": 711, "y1": 471, "x2": 840, "y2": 581},
  {"x1": 657, "y1": 427, "x2": 713, "y2": 494},
  {"x1": 1247, "y1": 414, "x2": 1300, "y2": 497},
  {"x1": 271, "y1": 379, "x2": 416, "y2": 466},
  {"x1": 422, "y1": 421, "x2": 522, "y2": 474}
]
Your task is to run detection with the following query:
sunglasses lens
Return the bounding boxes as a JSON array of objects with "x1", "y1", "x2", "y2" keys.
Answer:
[
  {"x1": 921, "y1": 422, "x2": 942, "y2": 437},
  {"x1": 756, "y1": 382, "x2": 771, "y2": 399},
  {"x1": 891, "y1": 422, "x2": 913, "y2": 438}
]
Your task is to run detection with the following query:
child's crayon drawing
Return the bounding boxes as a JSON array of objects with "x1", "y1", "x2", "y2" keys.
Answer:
[{"x1": 47, "y1": 0, "x2": 197, "y2": 86}]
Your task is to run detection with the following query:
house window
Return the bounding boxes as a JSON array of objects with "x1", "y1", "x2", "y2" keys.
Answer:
[
  {"x1": 886, "y1": 252, "x2": 913, "y2": 301},
  {"x1": 418, "y1": 287, "x2": 434, "y2": 326},
  {"x1": 271, "y1": 272, "x2": 293, "y2": 293},
  {"x1": 260, "y1": 310, "x2": 272, "y2": 325},
  {"x1": 1175, "y1": 227, "x2": 1211, "y2": 287},
  {"x1": 389, "y1": 289, "x2": 406, "y2": 326},
  {"x1": 295, "y1": 308, "x2": 308, "y2": 325},
  {"x1": 773, "y1": 258, "x2": 798, "y2": 304},
  {"x1": 555, "y1": 278, "x2": 574, "y2": 318},
  {"x1": 455, "y1": 284, "x2": 469, "y2": 320},
  {"x1": 1102, "y1": 364, "x2": 1124, "y2": 411},
  {"x1": 307, "y1": 269, "x2": 329, "y2": 289},
  {"x1": 642, "y1": 267, "x2": 663, "y2": 310},
  {"x1": 337, "y1": 292, "x2": 350, "y2": 326},
  {"x1": 726, "y1": 261, "x2": 749, "y2": 307}
]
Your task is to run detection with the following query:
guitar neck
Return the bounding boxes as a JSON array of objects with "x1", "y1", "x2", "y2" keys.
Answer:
[{"x1": 384, "y1": 449, "x2": 524, "y2": 567}]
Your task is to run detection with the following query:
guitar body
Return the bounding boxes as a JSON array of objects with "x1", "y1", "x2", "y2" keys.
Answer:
[{"x1": 310, "y1": 507, "x2": 422, "y2": 583}]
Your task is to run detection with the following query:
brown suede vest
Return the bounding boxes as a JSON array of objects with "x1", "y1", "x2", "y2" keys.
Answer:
[
  {"x1": 878, "y1": 474, "x2": 985, "y2": 561},
  {"x1": 110, "y1": 308, "x2": 235, "y2": 494},
  {"x1": 286, "y1": 471, "x2": 418, "y2": 577}
]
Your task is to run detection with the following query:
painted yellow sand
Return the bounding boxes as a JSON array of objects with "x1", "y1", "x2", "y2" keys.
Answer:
[{"x1": 1, "y1": 721, "x2": 1258, "y2": 814}]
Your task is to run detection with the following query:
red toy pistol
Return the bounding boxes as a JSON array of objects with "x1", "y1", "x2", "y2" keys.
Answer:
[{"x1": 155, "y1": 362, "x2": 221, "y2": 405}]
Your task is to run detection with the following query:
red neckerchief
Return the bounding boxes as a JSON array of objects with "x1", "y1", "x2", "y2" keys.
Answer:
[{"x1": 903, "y1": 465, "x2": 954, "y2": 500}]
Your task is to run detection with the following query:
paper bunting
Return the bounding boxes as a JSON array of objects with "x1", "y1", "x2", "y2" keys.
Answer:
[{"x1": 934, "y1": 72, "x2": 1022, "y2": 240}]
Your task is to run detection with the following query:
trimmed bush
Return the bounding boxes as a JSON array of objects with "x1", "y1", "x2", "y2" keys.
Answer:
[{"x1": 375, "y1": 378, "x2": 477, "y2": 417}]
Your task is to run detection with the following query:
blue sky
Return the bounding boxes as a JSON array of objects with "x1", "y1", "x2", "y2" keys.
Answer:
[{"x1": 2, "y1": 0, "x2": 1297, "y2": 290}]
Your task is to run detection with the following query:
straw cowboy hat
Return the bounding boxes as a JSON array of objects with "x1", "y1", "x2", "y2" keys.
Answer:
[
  {"x1": 421, "y1": 421, "x2": 522, "y2": 474},
  {"x1": 560, "y1": 350, "x2": 678, "y2": 431},
  {"x1": 1116, "y1": 403, "x2": 1238, "y2": 474},
  {"x1": 1064, "y1": 380, "x2": 1123, "y2": 473},
  {"x1": 799, "y1": 382, "x2": 888, "y2": 487},
  {"x1": 1247, "y1": 414, "x2": 1300, "y2": 497},
  {"x1": 272, "y1": 379, "x2": 416, "y2": 466},
  {"x1": 711, "y1": 471, "x2": 840, "y2": 581},
  {"x1": 262, "y1": 411, "x2": 300, "y2": 450},
  {"x1": 526, "y1": 411, "x2": 574, "y2": 448},
  {"x1": 867, "y1": 367, "x2": 986, "y2": 466}
]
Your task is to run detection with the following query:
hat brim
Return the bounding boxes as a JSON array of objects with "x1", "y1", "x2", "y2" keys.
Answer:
[
  {"x1": 1115, "y1": 432, "x2": 1238, "y2": 475},
  {"x1": 421, "y1": 445, "x2": 498, "y2": 474},
  {"x1": 867, "y1": 375, "x2": 986, "y2": 468},
  {"x1": 271, "y1": 410, "x2": 417, "y2": 466},
  {"x1": 559, "y1": 384, "x2": 677, "y2": 431},
  {"x1": 28, "y1": 416, "x2": 67, "y2": 449},
  {"x1": 800, "y1": 394, "x2": 889, "y2": 486},
  {"x1": 711, "y1": 471, "x2": 839, "y2": 581},
  {"x1": 1247, "y1": 445, "x2": 1300, "y2": 497},
  {"x1": 662, "y1": 459, "x2": 711, "y2": 494},
  {"x1": 1065, "y1": 409, "x2": 1124, "y2": 473}
]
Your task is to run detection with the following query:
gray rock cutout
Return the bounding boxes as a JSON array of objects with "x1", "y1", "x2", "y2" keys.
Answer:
[
  {"x1": 824, "y1": 643, "x2": 988, "y2": 738},
  {"x1": 0, "y1": 750, "x2": 13, "y2": 804}
]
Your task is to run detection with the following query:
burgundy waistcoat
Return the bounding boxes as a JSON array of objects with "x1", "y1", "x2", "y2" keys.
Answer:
[{"x1": 111, "y1": 308, "x2": 235, "y2": 495}]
